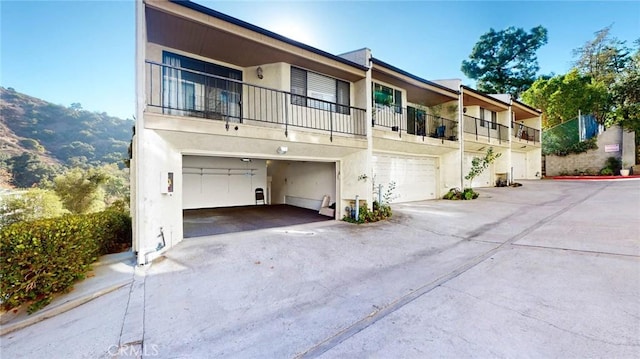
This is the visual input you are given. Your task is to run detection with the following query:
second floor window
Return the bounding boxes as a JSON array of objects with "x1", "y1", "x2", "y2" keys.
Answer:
[
  {"x1": 291, "y1": 67, "x2": 350, "y2": 114},
  {"x1": 373, "y1": 83, "x2": 402, "y2": 113},
  {"x1": 479, "y1": 108, "x2": 497, "y2": 129},
  {"x1": 162, "y1": 52, "x2": 242, "y2": 120}
]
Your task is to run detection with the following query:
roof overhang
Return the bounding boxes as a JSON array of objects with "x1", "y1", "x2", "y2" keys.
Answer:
[
  {"x1": 144, "y1": 0, "x2": 367, "y2": 82},
  {"x1": 461, "y1": 86, "x2": 509, "y2": 112},
  {"x1": 512, "y1": 100, "x2": 541, "y2": 121},
  {"x1": 371, "y1": 58, "x2": 458, "y2": 106}
]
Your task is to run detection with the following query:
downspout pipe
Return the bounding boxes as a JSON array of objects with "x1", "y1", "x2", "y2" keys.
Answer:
[{"x1": 142, "y1": 227, "x2": 167, "y2": 265}]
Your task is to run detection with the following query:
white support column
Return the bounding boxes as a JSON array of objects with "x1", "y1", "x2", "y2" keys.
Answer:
[
  {"x1": 134, "y1": 0, "x2": 147, "y2": 265},
  {"x1": 458, "y1": 86, "x2": 465, "y2": 189},
  {"x1": 364, "y1": 49, "x2": 373, "y2": 209},
  {"x1": 508, "y1": 102, "x2": 513, "y2": 185}
]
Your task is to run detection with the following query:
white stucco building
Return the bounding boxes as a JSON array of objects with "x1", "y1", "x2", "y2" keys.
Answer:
[{"x1": 133, "y1": 0, "x2": 542, "y2": 264}]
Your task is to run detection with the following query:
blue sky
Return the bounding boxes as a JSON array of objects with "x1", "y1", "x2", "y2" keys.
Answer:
[{"x1": 1, "y1": 1, "x2": 638, "y2": 120}]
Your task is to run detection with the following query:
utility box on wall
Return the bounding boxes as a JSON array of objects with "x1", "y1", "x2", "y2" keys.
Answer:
[{"x1": 161, "y1": 171, "x2": 174, "y2": 194}]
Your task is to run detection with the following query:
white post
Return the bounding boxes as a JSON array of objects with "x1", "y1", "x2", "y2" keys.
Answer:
[
  {"x1": 459, "y1": 86, "x2": 465, "y2": 189},
  {"x1": 134, "y1": 0, "x2": 147, "y2": 265}
]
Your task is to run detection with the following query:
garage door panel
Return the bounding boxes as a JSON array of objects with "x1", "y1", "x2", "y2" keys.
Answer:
[
  {"x1": 373, "y1": 155, "x2": 437, "y2": 203},
  {"x1": 183, "y1": 156, "x2": 267, "y2": 209},
  {"x1": 512, "y1": 152, "x2": 527, "y2": 180}
]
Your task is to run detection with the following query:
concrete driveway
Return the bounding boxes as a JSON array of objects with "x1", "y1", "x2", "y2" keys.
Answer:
[{"x1": 2, "y1": 179, "x2": 639, "y2": 358}]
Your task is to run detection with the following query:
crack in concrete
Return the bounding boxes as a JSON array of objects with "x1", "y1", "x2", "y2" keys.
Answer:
[
  {"x1": 510, "y1": 242, "x2": 640, "y2": 258},
  {"x1": 115, "y1": 267, "x2": 147, "y2": 358},
  {"x1": 295, "y1": 183, "x2": 611, "y2": 358}
]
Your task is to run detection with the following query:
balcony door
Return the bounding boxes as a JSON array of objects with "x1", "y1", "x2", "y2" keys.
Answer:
[
  {"x1": 162, "y1": 52, "x2": 242, "y2": 121},
  {"x1": 407, "y1": 106, "x2": 426, "y2": 136}
]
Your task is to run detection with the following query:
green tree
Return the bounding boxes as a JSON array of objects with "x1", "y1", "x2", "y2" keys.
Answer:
[
  {"x1": 573, "y1": 26, "x2": 631, "y2": 89},
  {"x1": 522, "y1": 70, "x2": 609, "y2": 128},
  {"x1": 465, "y1": 147, "x2": 501, "y2": 188},
  {"x1": 98, "y1": 163, "x2": 130, "y2": 206},
  {"x1": 0, "y1": 188, "x2": 68, "y2": 227},
  {"x1": 609, "y1": 41, "x2": 640, "y2": 134},
  {"x1": 6, "y1": 153, "x2": 59, "y2": 188},
  {"x1": 461, "y1": 26, "x2": 548, "y2": 97},
  {"x1": 53, "y1": 167, "x2": 108, "y2": 214},
  {"x1": 59, "y1": 141, "x2": 95, "y2": 162}
]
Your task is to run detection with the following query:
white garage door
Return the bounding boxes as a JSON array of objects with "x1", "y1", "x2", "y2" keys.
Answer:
[
  {"x1": 372, "y1": 154, "x2": 437, "y2": 203},
  {"x1": 183, "y1": 156, "x2": 267, "y2": 210},
  {"x1": 512, "y1": 152, "x2": 527, "y2": 180},
  {"x1": 464, "y1": 152, "x2": 492, "y2": 188}
]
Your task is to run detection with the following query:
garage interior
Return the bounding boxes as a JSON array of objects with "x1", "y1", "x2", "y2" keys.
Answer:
[{"x1": 182, "y1": 155, "x2": 337, "y2": 237}]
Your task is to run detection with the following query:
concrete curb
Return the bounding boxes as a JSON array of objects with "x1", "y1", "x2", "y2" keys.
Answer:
[
  {"x1": 0, "y1": 279, "x2": 132, "y2": 336},
  {"x1": 0, "y1": 252, "x2": 137, "y2": 337}
]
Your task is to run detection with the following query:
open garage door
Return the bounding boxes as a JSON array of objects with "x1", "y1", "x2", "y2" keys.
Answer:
[
  {"x1": 372, "y1": 154, "x2": 437, "y2": 203},
  {"x1": 512, "y1": 152, "x2": 527, "y2": 180},
  {"x1": 464, "y1": 152, "x2": 492, "y2": 187},
  {"x1": 183, "y1": 156, "x2": 336, "y2": 211}
]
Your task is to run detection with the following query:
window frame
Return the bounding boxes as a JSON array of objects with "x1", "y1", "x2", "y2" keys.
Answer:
[
  {"x1": 373, "y1": 83, "x2": 402, "y2": 114},
  {"x1": 290, "y1": 66, "x2": 351, "y2": 115},
  {"x1": 162, "y1": 51, "x2": 243, "y2": 120}
]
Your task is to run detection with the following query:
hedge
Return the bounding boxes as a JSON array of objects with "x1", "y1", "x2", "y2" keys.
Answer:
[{"x1": 0, "y1": 210, "x2": 131, "y2": 313}]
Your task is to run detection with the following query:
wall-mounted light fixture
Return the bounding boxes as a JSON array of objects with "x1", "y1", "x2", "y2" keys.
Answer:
[
  {"x1": 256, "y1": 66, "x2": 264, "y2": 79},
  {"x1": 240, "y1": 158, "x2": 251, "y2": 162},
  {"x1": 276, "y1": 146, "x2": 288, "y2": 155}
]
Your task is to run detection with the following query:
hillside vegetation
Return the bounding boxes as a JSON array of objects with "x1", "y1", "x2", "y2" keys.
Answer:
[{"x1": 0, "y1": 86, "x2": 134, "y2": 188}]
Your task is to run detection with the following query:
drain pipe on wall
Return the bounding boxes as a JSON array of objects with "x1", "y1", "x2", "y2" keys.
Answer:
[
  {"x1": 141, "y1": 227, "x2": 167, "y2": 265},
  {"x1": 355, "y1": 195, "x2": 360, "y2": 220}
]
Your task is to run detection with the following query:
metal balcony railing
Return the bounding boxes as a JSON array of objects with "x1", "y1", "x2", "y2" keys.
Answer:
[
  {"x1": 145, "y1": 61, "x2": 367, "y2": 139},
  {"x1": 512, "y1": 122, "x2": 540, "y2": 144},
  {"x1": 372, "y1": 104, "x2": 458, "y2": 141},
  {"x1": 463, "y1": 115, "x2": 510, "y2": 144}
]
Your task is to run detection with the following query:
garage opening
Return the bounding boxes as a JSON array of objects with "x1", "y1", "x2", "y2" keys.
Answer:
[{"x1": 182, "y1": 156, "x2": 336, "y2": 237}]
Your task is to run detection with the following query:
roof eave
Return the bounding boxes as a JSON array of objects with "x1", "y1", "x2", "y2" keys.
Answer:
[
  {"x1": 371, "y1": 57, "x2": 459, "y2": 95},
  {"x1": 168, "y1": 0, "x2": 369, "y2": 72}
]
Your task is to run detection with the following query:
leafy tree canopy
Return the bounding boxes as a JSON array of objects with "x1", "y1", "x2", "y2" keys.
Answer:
[
  {"x1": 5, "y1": 153, "x2": 60, "y2": 188},
  {"x1": 573, "y1": 26, "x2": 631, "y2": 88},
  {"x1": 608, "y1": 40, "x2": 640, "y2": 133},
  {"x1": 521, "y1": 69, "x2": 609, "y2": 128},
  {"x1": 461, "y1": 26, "x2": 548, "y2": 97},
  {"x1": 0, "y1": 188, "x2": 68, "y2": 227},
  {"x1": 51, "y1": 167, "x2": 109, "y2": 214}
]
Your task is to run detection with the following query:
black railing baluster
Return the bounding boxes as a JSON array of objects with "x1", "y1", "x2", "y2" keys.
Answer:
[{"x1": 144, "y1": 60, "x2": 366, "y2": 137}]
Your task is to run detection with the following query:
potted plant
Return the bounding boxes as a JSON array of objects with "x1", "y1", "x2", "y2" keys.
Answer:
[{"x1": 620, "y1": 162, "x2": 630, "y2": 176}]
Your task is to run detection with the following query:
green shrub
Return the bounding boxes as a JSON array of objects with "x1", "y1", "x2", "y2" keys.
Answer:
[
  {"x1": 600, "y1": 168, "x2": 614, "y2": 176},
  {"x1": 604, "y1": 157, "x2": 622, "y2": 174},
  {"x1": 342, "y1": 200, "x2": 392, "y2": 224},
  {"x1": 443, "y1": 188, "x2": 479, "y2": 200},
  {"x1": 0, "y1": 209, "x2": 131, "y2": 313}
]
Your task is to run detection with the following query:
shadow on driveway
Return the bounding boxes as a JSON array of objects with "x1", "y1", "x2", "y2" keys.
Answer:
[{"x1": 183, "y1": 204, "x2": 333, "y2": 238}]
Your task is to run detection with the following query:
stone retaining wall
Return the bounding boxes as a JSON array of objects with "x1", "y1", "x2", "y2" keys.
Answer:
[{"x1": 545, "y1": 126, "x2": 635, "y2": 176}]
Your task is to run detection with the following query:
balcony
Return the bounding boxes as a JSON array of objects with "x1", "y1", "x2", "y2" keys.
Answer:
[
  {"x1": 463, "y1": 115, "x2": 509, "y2": 144},
  {"x1": 512, "y1": 122, "x2": 540, "y2": 144},
  {"x1": 144, "y1": 61, "x2": 367, "y2": 139},
  {"x1": 372, "y1": 104, "x2": 458, "y2": 141}
]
